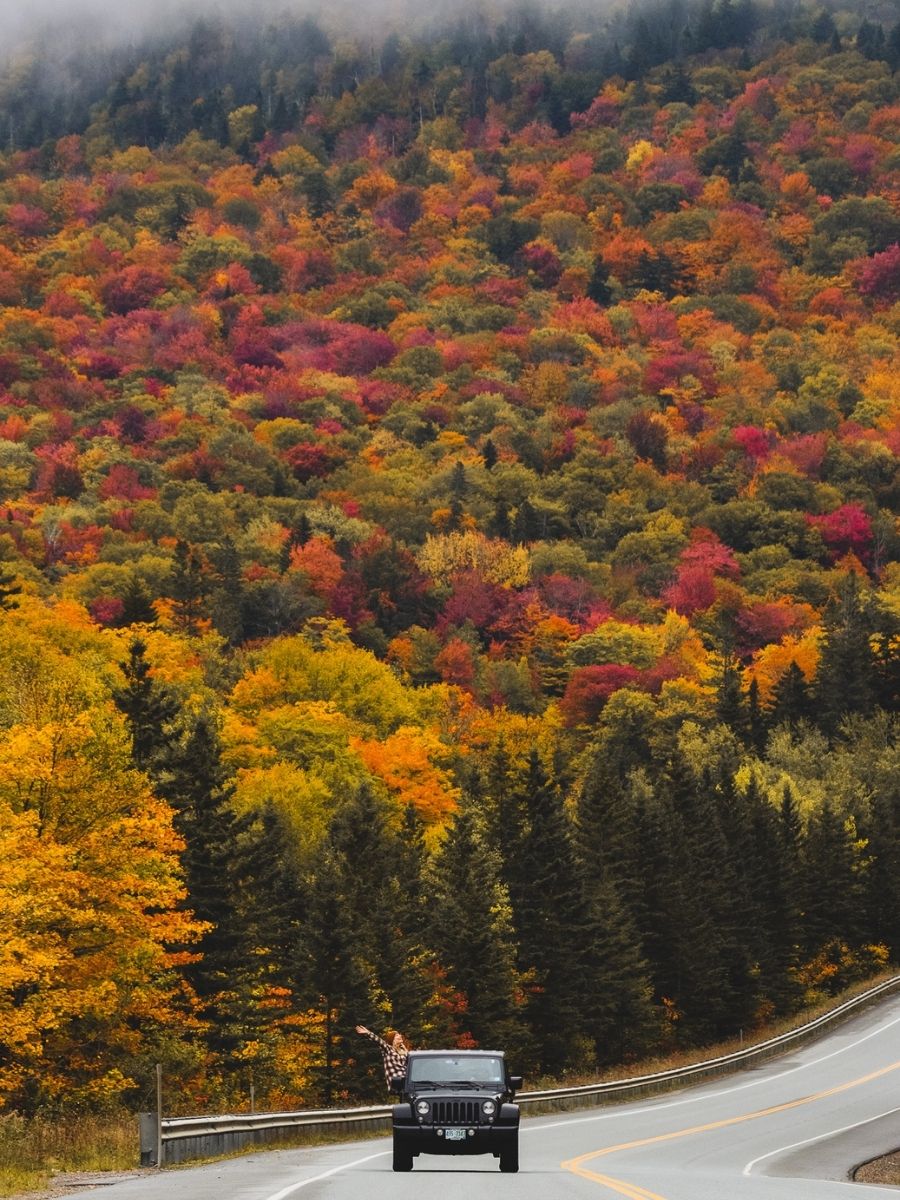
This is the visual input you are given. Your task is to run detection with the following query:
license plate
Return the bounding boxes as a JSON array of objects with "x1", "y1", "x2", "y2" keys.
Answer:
[{"x1": 444, "y1": 1128, "x2": 466, "y2": 1141}]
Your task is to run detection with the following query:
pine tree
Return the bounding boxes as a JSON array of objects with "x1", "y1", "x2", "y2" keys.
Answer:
[
  {"x1": 716, "y1": 651, "x2": 748, "y2": 737},
  {"x1": 211, "y1": 535, "x2": 245, "y2": 645},
  {"x1": 512, "y1": 498, "x2": 541, "y2": 544},
  {"x1": 170, "y1": 539, "x2": 207, "y2": 636},
  {"x1": 736, "y1": 776, "x2": 800, "y2": 1012},
  {"x1": 481, "y1": 740, "x2": 526, "y2": 873},
  {"x1": 814, "y1": 575, "x2": 877, "y2": 734},
  {"x1": 576, "y1": 745, "x2": 659, "y2": 1060},
  {"x1": 769, "y1": 661, "x2": 812, "y2": 729},
  {"x1": 857, "y1": 19, "x2": 886, "y2": 60},
  {"x1": 586, "y1": 258, "x2": 613, "y2": 305},
  {"x1": 811, "y1": 8, "x2": 837, "y2": 42},
  {"x1": 113, "y1": 637, "x2": 181, "y2": 775},
  {"x1": 279, "y1": 514, "x2": 312, "y2": 573},
  {"x1": 660, "y1": 61, "x2": 696, "y2": 104},
  {"x1": 887, "y1": 21, "x2": 900, "y2": 70},
  {"x1": 579, "y1": 871, "x2": 658, "y2": 1064},
  {"x1": 119, "y1": 575, "x2": 157, "y2": 625},
  {"x1": 241, "y1": 800, "x2": 306, "y2": 984},
  {"x1": 663, "y1": 754, "x2": 755, "y2": 1037},
  {"x1": 428, "y1": 806, "x2": 526, "y2": 1053},
  {"x1": 490, "y1": 499, "x2": 512, "y2": 539},
  {"x1": 861, "y1": 785, "x2": 900, "y2": 956},
  {"x1": 164, "y1": 712, "x2": 265, "y2": 1056},
  {"x1": 377, "y1": 804, "x2": 436, "y2": 1041},
  {"x1": 303, "y1": 849, "x2": 377, "y2": 1102},
  {"x1": 505, "y1": 752, "x2": 586, "y2": 1073},
  {"x1": 747, "y1": 677, "x2": 767, "y2": 752},
  {"x1": 577, "y1": 713, "x2": 655, "y2": 927},
  {"x1": 801, "y1": 800, "x2": 866, "y2": 957}
]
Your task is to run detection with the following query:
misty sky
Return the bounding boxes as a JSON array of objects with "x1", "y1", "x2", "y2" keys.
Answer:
[{"x1": 0, "y1": 0, "x2": 475, "y2": 49}]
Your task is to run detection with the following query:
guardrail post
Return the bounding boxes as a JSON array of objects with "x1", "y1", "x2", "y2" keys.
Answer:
[
  {"x1": 139, "y1": 1112, "x2": 157, "y2": 1166},
  {"x1": 156, "y1": 1064, "x2": 164, "y2": 1168}
]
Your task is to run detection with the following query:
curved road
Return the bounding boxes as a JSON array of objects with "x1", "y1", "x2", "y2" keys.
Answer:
[{"x1": 78, "y1": 992, "x2": 900, "y2": 1200}]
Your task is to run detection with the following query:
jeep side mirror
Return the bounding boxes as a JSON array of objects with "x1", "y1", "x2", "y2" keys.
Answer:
[
  {"x1": 509, "y1": 1075, "x2": 523, "y2": 1092},
  {"x1": 390, "y1": 1075, "x2": 406, "y2": 1095}
]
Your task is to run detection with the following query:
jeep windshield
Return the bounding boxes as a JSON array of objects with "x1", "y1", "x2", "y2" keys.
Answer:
[{"x1": 408, "y1": 1056, "x2": 505, "y2": 1086}]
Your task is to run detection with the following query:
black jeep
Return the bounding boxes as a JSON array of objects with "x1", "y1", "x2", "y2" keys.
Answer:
[{"x1": 390, "y1": 1049, "x2": 521, "y2": 1173}]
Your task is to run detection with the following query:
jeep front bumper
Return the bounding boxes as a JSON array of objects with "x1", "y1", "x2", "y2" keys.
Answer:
[{"x1": 393, "y1": 1123, "x2": 518, "y2": 1155}]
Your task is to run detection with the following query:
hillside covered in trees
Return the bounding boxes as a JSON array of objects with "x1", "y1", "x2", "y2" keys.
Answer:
[{"x1": 0, "y1": 0, "x2": 898, "y2": 1117}]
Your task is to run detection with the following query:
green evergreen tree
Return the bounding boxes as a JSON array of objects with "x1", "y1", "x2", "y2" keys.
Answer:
[
  {"x1": 112, "y1": 637, "x2": 181, "y2": 775},
  {"x1": 737, "y1": 776, "x2": 801, "y2": 1012},
  {"x1": 303, "y1": 849, "x2": 377, "y2": 1102},
  {"x1": 769, "y1": 661, "x2": 812, "y2": 728},
  {"x1": 811, "y1": 8, "x2": 837, "y2": 42},
  {"x1": 666, "y1": 755, "x2": 756, "y2": 1036},
  {"x1": 490, "y1": 499, "x2": 512, "y2": 539},
  {"x1": 580, "y1": 870, "x2": 658, "y2": 1064},
  {"x1": 481, "y1": 739, "x2": 525, "y2": 873},
  {"x1": 716, "y1": 651, "x2": 748, "y2": 737},
  {"x1": 119, "y1": 575, "x2": 157, "y2": 625},
  {"x1": 279, "y1": 513, "x2": 312, "y2": 574},
  {"x1": 512, "y1": 498, "x2": 541, "y2": 544},
  {"x1": 747, "y1": 677, "x2": 767, "y2": 752},
  {"x1": 660, "y1": 61, "x2": 696, "y2": 104},
  {"x1": 814, "y1": 575, "x2": 877, "y2": 734},
  {"x1": 857, "y1": 19, "x2": 886, "y2": 60},
  {"x1": 164, "y1": 712, "x2": 265, "y2": 1058},
  {"x1": 801, "y1": 799, "x2": 866, "y2": 957},
  {"x1": 586, "y1": 258, "x2": 613, "y2": 305},
  {"x1": 428, "y1": 805, "x2": 526, "y2": 1053},
  {"x1": 170, "y1": 539, "x2": 207, "y2": 636},
  {"x1": 505, "y1": 752, "x2": 586, "y2": 1073},
  {"x1": 861, "y1": 785, "x2": 900, "y2": 956},
  {"x1": 211, "y1": 535, "x2": 245, "y2": 645}
]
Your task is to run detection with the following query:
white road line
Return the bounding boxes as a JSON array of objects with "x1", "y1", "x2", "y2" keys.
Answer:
[
  {"x1": 742, "y1": 1104, "x2": 900, "y2": 1177},
  {"x1": 525, "y1": 1009, "x2": 900, "y2": 1135},
  {"x1": 264, "y1": 1150, "x2": 391, "y2": 1200}
]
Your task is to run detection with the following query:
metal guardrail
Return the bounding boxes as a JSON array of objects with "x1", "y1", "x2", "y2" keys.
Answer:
[{"x1": 140, "y1": 973, "x2": 900, "y2": 1166}]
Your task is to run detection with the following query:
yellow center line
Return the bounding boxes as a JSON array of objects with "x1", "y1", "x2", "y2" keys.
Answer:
[{"x1": 560, "y1": 1057, "x2": 900, "y2": 1200}]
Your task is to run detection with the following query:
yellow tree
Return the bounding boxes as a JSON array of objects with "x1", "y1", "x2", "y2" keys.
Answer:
[{"x1": 0, "y1": 606, "x2": 203, "y2": 1109}]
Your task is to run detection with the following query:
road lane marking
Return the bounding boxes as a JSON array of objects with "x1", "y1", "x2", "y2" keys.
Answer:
[
  {"x1": 742, "y1": 1103, "x2": 900, "y2": 1176},
  {"x1": 263, "y1": 1150, "x2": 390, "y2": 1200},
  {"x1": 561, "y1": 1057, "x2": 900, "y2": 1199},
  {"x1": 530, "y1": 1009, "x2": 900, "y2": 1136},
  {"x1": 569, "y1": 1170, "x2": 668, "y2": 1200}
]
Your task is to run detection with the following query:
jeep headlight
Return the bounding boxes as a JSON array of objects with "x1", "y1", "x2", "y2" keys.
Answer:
[
  {"x1": 482, "y1": 1100, "x2": 496, "y2": 1116},
  {"x1": 415, "y1": 1100, "x2": 430, "y2": 1116}
]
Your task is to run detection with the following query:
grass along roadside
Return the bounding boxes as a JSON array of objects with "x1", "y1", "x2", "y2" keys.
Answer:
[
  {"x1": 2, "y1": 969, "x2": 898, "y2": 1198},
  {"x1": 0, "y1": 1112, "x2": 137, "y2": 1198}
]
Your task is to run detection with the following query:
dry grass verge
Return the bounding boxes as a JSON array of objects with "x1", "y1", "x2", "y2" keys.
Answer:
[{"x1": 854, "y1": 1150, "x2": 900, "y2": 1186}]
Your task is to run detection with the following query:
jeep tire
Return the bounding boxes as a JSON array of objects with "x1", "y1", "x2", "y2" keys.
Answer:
[
  {"x1": 499, "y1": 1141, "x2": 519, "y2": 1173},
  {"x1": 392, "y1": 1141, "x2": 413, "y2": 1172}
]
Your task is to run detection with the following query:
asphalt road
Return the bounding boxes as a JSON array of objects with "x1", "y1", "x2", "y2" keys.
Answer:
[{"x1": 74, "y1": 992, "x2": 900, "y2": 1200}]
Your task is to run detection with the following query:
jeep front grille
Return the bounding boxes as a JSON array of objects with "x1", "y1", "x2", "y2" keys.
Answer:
[{"x1": 432, "y1": 1099, "x2": 481, "y2": 1125}]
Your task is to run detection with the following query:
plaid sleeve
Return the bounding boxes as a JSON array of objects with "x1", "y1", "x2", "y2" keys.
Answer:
[{"x1": 361, "y1": 1028, "x2": 390, "y2": 1053}]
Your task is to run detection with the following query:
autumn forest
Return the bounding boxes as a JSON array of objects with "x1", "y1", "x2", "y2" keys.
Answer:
[{"x1": 0, "y1": 0, "x2": 898, "y2": 1121}]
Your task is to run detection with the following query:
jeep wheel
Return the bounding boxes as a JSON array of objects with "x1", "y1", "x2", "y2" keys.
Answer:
[
  {"x1": 499, "y1": 1142, "x2": 519, "y2": 1173},
  {"x1": 392, "y1": 1143, "x2": 414, "y2": 1172}
]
